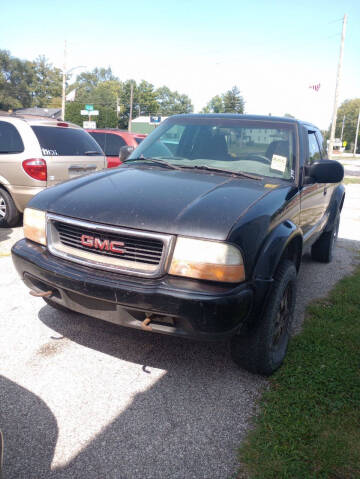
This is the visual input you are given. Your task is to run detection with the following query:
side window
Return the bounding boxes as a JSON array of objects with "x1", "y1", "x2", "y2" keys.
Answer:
[
  {"x1": 0, "y1": 121, "x2": 24, "y2": 154},
  {"x1": 104, "y1": 134, "x2": 126, "y2": 156},
  {"x1": 315, "y1": 131, "x2": 327, "y2": 159},
  {"x1": 307, "y1": 132, "x2": 321, "y2": 164},
  {"x1": 89, "y1": 132, "x2": 106, "y2": 152}
]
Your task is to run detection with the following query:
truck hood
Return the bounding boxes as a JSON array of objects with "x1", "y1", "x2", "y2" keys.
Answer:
[{"x1": 29, "y1": 166, "x2": 277, "y2": 241}]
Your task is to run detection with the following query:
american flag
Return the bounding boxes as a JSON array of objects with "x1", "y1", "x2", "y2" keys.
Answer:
[{"x1": 309, "y1": 83, "x2": 321, "y2": 92}]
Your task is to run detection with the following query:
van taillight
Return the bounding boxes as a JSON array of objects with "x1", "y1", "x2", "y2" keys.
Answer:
[{"x1": 22, "y1": 159, "x2": 47, "y2": 181}]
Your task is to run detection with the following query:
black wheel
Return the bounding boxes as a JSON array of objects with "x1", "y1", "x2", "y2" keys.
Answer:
[
  {"x1": 0, "y1": 188, "x2": 20, "y2": 228},
  {"x1": 311, "y1": 214, "x2": 340, "y2": 263},
  {"x1": 43, "y1": 297, "x2": 77, "y2": 314},
  {"x1": 231, "y1": 260, "x2": 297, "y2": 376}
]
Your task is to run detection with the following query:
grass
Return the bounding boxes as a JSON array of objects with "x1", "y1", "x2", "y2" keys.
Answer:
[
  {"x1": 343, "y1": 177, "x2": 360, "y2": 185},
  {"x1": 239, "y1": 265, "x2": 360, "y2": 479}
]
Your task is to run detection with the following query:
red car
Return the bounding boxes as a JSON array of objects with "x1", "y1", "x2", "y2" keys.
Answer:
[{"x1": 86, "y1": 129, "x2": 147, "y2": 168}]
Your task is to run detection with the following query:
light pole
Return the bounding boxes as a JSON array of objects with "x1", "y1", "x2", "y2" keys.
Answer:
[
  {"x1": 60, "y1": 42, "x2": 86, "y2": 120},
  {"x1": 328, "y1": 14, "x2": 347, "y2": 158},
  {"x1": 353, "y1": 110, "x2": 360, "y2": 157}
]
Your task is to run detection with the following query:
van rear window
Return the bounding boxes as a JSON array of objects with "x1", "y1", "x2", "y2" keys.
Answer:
[{"x1": 31, "y1": 126, "x2": 103, "y2": 156}]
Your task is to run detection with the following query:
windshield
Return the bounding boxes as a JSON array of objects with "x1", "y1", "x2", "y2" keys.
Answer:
[
  {"x1": 128, "y1": 118, "x2": 297, "y2": 180},
  {"x1": 32, "y1": 126, "x2": 103, "y2": 157}
]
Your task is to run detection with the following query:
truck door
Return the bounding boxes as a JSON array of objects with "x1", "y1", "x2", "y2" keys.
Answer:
[{"x1": 300, "y1": 130, "x2": 328, "y2": 243}]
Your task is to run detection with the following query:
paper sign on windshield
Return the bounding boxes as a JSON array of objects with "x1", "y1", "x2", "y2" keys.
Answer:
[{"x1": 271, "y1": 154, "x2": 287, "y2": 173}]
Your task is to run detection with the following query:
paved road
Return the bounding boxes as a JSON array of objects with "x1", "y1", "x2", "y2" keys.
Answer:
[{"x1": 0, "y1": 185, "x2": 359, "y2": 479}]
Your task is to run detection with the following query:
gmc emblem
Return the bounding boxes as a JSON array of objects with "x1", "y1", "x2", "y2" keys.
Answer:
[{"x1": 81, "y1": 234, "x2": 125, "y2": 254}]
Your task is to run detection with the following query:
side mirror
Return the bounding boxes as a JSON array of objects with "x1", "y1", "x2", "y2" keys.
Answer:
[
  {"x1": 308, "y1": 159, "x2": 344, "y2": 183},
  {"x1": 119, "y1": 145, "x2": 134, "y2": 162}
]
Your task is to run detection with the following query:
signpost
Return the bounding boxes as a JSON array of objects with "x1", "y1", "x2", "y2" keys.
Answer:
[
  {"x1": 81, "y1": 106, "x2": 99, "y2": 128},
  {"x1": 83, "y1": 121, "x2": 96, "y2": 129},
  {"x1": 150, "y1": 116, "x2": 161, "y2": 124},
  {"x1": 81, "y1": 110, "x2": 99, "y2": 116}
]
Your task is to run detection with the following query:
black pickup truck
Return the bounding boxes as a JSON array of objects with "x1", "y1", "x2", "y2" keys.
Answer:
[{"x1": 12, "y1": 114, "x2": 344, "y2": 375}]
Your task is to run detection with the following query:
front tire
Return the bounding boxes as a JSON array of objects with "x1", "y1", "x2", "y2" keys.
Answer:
[
  {"x1": 311, "y1": 214, "x2": 340, "y2": 263},
  {"x1": 0, "y1": 188, "x2": 20, "y2": 228},
  {"x1": 231, "y1": 260, "x2": 297, "y2": 376}
]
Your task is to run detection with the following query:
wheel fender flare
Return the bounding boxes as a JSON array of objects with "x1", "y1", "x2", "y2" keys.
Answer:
[
  {"x1": 0, "y1": 176, "x2": 10, "y2": 188},
  {"x1": 252, "y1": 220, "x2": 302, "y2": 281},
  {"x1": 324, "y1": 183, "x2": 345, "y2": 232}
]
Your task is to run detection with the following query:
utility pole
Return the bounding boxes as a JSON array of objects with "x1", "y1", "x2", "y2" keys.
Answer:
[
  {"x1": 328, "y1": 14, "x2": 347, "y2": 158},
  {"x1": 116, "y1": 96, "x2": 120, "y2": 119},
  {"x1": 61, "y1": 40, "x2": 67, "y2": 121},
  {"x1": 340, "y1": 115, "x2": 346, "y2": 141},
  {"x1": 353, "y1": 109, "x2": 360, "y2": 157},
  {"x1": 128, "y1": 82, "x2": 134, "y2": 132}
]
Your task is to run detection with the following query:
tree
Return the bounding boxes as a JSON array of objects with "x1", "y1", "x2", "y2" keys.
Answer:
[
  {"x1": 335, "y1": 98, "x2": 360, "y2": 150},
  {"x1": 117, "y1": 80, "x2": 160, "y2": 128},
  {"x1": 31, "y1": 55, "x2": 62, "y2": 107},
  {"x1": 155, "y1": 86, "x2": 193, "y2": 115},
  {"x1": 201, "y1": 95, "x2": 223, "y2": 114},
  {"x1": 201, "y1": 86, "x2": 245, "y2": 114},
  {"x1": 0, "y1": 50, "x2": 35, "y2": 110},
  {"x1": 74, "y1": 67, "x2": 118, "y2": 104}
]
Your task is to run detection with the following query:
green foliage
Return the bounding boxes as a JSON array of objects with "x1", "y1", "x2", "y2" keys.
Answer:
[
  {"x1": 0, "y1": 49, "x2": 35, "y2": 110},
  {"x1": 1, "y1": 49, "x2": 197, "y2": 129},
  {"x1": 239, "y1": 265, "x2": 360, "y2": 479},
  {"x1": 31, "y1": 55, "x2": 62, "y2": 107},
  {"x1": 0, "y1": 50, "x2": 62, "y2": 111},
  {"x1": 201, "y1": 86, "x2": 245, "y2": 114},
  {"x1": 155, "y1": 86, "x2": 194, "y2": 116},
  {"x1": 335, "y1": 98, "x2": 360, "y2": 150},
  {"x1": 117, "y1": 80, "x2": 159, "y2": 128}
]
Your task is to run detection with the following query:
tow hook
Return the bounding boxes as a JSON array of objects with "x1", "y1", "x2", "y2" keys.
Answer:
[
  {"x1": 141, "y1": 316, "x2": 153, "y2": 332},
  {"x1": 29, "y1": 290, "x2": 53, "y2": 298}
]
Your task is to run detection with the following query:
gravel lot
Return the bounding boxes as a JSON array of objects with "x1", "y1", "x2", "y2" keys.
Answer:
[{"x1": 0, "y1": 183, "x2": 359, "y2": 479}]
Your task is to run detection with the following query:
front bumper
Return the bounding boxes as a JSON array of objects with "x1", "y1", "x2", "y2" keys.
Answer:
[{"x1": 12, "y1": 239, "x2": 255, "y2": 340}]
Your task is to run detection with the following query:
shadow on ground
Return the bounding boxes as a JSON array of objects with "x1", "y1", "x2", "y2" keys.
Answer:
[{"x1": 0, "y1": 376, "x2": 58, "y2": 479}]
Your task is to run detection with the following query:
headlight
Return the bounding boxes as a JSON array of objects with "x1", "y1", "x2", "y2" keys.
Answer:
[
  {"x1": 23, "y1": 208, "x2": 47, "y2": 245},
  {"x1": 169, "y1": 237, "x2": 245, "y2": 283}
]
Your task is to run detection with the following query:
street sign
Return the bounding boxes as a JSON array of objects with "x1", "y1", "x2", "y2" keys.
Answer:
[
  {"x1": 85, "y1": 104, "x2": 94, "y2": 111},
  {"x1": 81, "y1": 110, "x2": 99, "y2": 116},
  {"x1": 150, "y1": 116, "x2": 161, "y2": 124},
  {"x1": 83, "y1": 121, "x2": 96, "y2": 129}
]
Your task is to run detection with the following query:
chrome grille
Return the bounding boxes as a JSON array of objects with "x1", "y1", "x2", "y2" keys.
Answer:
[
  {"x1": 46, "y1": 214, "x2": 174, "y2": 277},
  {"x1": 55, "y1": 222, "x2": 163, "y2": 265}
]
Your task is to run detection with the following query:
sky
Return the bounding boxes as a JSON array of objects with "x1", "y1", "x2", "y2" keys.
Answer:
[{"x1": 1, "y1": 0, "x2": 360, "y2": 129}]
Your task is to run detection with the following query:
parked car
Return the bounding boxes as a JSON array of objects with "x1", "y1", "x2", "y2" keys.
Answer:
[
  {"x1": 86, "y1": 128, "x2": 146, "y2": 168},
  {"x1": 0, "y1": 115, "x2": 105, "y2": 227},
  {"x1": 12, "y1": 114, "x2": 344, "y2": 375}
]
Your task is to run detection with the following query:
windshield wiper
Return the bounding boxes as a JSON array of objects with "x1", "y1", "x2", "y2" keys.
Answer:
[
  {"x1": 179, "y1": 165, "x2": 262, "y2": 180},
  {"x1": 84, "y1": 150, "x2": 101, "y2": 155},
  {"x1": 123, "y1": 156, "x2": 181, "y2": 170}
]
